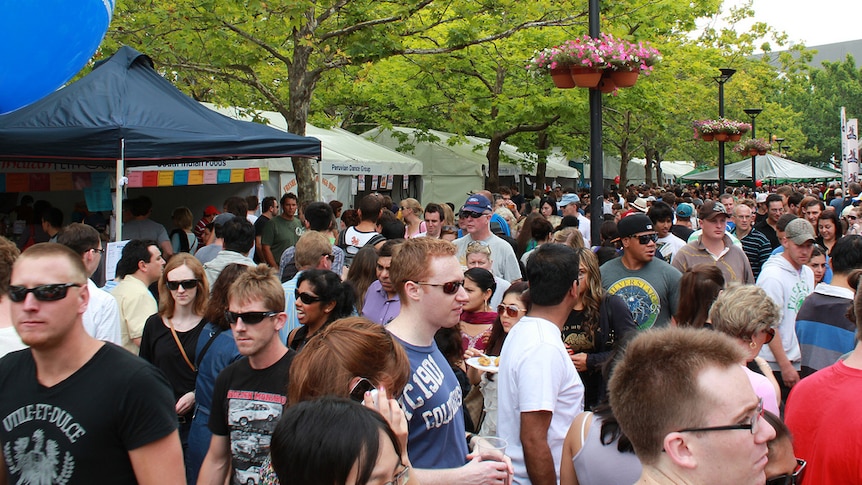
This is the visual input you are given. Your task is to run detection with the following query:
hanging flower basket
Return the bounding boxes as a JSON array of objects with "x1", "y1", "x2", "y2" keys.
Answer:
[
  {"x1": 729, "y1": 133, "x2": 742, "y2": 142},
  {"x1": 693, "y1": 119, "x2": 751, "y2": 141},
  {"x1": 702, "y1": 133, "x2": 715, "y2": 142},
  {"x1": 733, "y1": 138, "x2": 772, "y2": 156},
  {"x1": 598, "y1": 76, "x2": 616, "y2": 93},
  {"x1": 551, "y1": 67, "x2": 576, "y2": 88},
  {"x1": 527, "y1": 34, "x2": 661, "y2": 90},
  {"x1": 714, "y1": 133, "x2": 729, "y2": 142}
]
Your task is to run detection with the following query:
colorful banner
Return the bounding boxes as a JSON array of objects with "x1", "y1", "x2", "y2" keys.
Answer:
[{"x1": 843, "y1": 114, "x2": 859, "y2": 185}]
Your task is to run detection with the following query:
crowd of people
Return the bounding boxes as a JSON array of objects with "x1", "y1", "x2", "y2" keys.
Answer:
[{"x1": 1, "y1": 179, "x2": 861, "y2": 484}]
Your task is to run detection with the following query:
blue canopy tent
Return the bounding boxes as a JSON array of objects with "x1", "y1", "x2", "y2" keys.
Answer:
[{"x1": 0, "y1": 46, "x2": 321, "y2": 238}]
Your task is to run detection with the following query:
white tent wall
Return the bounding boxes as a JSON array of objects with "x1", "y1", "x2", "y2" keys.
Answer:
[
  {"x1": 580, "y1": 156, "x2": 695, "y2": 186},
  {"x1": 363, "y1": 127, "x2": 580, "y2": 206}
]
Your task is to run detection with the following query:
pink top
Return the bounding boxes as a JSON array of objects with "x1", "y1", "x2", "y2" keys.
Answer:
[
  {"x1": 743, "y1": 365, "x2": 780, "y2": 415},
  {"x1": 462, "y1": 326, "x2": 492, "y2": 353}
]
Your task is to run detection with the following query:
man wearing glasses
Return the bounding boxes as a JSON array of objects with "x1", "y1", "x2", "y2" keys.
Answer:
[
  {"x1": 609, "y1": 327, "x2": 776, "y2": 485},
  {"x1": 600, "y1": 214, "x2": 681, "y2": 329},
  {"x1": 56, "y1": 222, "x2": 122, "y2": 345},
  {"x1": 198, "y1": 264, "x2": 295, "y2": 485},
  {"x1": 0, "y1": 243, "x2": 184, "y2": 484},
  {"x1": 386, "y1": 238, "x2": 512, "y2": 484},
  {"x1": 453, "y1": 193, "x2": 521, "y2": 282}
]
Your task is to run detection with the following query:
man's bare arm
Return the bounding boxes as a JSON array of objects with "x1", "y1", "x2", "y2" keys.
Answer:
[
  {"x1": 129, "y1": 430, "x2": 185, "y2": 485},
  {"x1": 521, "y1": 410, "x2": 555, "y2": 485}
]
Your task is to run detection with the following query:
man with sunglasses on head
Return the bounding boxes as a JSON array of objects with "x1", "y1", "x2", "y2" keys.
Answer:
[
  {"x1": 56, "y1": 222, "x2": 122, "y2": 346},
  {"x1": 609, "y1": 327, "x2": 776, "y2": 485},
  {"x1": 112, "y1": 239, "x2": 165, "y2": 353},
  {"x1": 600, "y1": 214, "x2": 682, "y2": 329},
  {"x1": 498, "y1": 244, "x2": 585, "y2": 485},
  {"x1": 386, "y1": 238, "x2": 512, "y2": 485},
  {"x1": 0, "y1": 243, "x2": 184, "y2": 484},
  {"x1": 454, "y1": 193, "x2": 521, "y2": 282},
  {"x1": 198, "y1": 264, "x2": 295, "y2": 485}
]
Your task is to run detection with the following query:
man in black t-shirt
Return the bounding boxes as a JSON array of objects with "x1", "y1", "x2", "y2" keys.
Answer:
[
  {"x1": 198, "y1": 264, "x2": 294, "y2": 485},
  {"x1": 0, "y1": 243, "x2": 182, "y2": 485},
  {"x1": 253, "y1": 196, "x2": 277, "y2": 264}
]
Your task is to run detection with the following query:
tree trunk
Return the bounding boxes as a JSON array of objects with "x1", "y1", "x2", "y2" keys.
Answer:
[
  {"x1": 285, "y1": 29, "x2": 321, "y2": 204},
  {"x1": 486, "y1": 136, "x2": 503, "y2": 192},
  {"x1": 535, "y1": 131, "x2": 549, "y2": 192},
  {"x1": 644, "y1": 147, "x2": 655, "y2": 186},
  {"x1": 655, "y1": 153, "x2": 664, "y2": 187}
]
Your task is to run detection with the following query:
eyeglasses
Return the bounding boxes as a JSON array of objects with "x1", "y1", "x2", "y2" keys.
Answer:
[
  {"x1": 459, "y1": 211, "x2": 486, "y2": 219},
  {"x1": 847, "y1": 215, "x2": 859, "y2": 221},
  {"x1": 224, "y1": 311, "x2": 279, "y2": 324},
  {"x1": 765, "y1": 459, "x2": 806, "y2": 485},
  {"x1": 166, "y1": 279, "x2": 199, "y2": 291},
  {"x1": 467, "y1": 240, "x2": 492, "y2": 254},
  {"x1": 497, "y1": 304, "x2": 527, "y2": 318},
  {"x1": 384, "y1": 464, "x2": 410, "y2": 485},
  {"x1": 8, "y1": 283, "x2": 82, "y2": 303},
  {"x1": 679, "y1": 398, "x2": 763, "y2": 435},
  {"x1": 295, "y1": 290, "x2": 323, "y2": 305},
  {"x1": 414, "y1": 280, "x2": 464, "y2": 294},
  {"x1": 322, "y1": 253, "x2": 335, "y2": 262},
  {"x1": 90, "y1": 247, "x2": 105, "y2": 254},
  {"x1": 629, "y1": 233, "x2": 658, "y2": 245}
]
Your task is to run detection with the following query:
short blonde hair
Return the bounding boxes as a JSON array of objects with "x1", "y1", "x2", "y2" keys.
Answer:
[
  {"x1": 709, "y1": 284, "x2": 779, "y2": 339},
  {"x1": 553, "y1": 228, "x2": 585, "y2": 249},
  {"x1": 295, "y1": 231, "x2": 332, "y2": 269},
  {"x1": 229, "y1": 264, "x2": 285, "y2": 311}
]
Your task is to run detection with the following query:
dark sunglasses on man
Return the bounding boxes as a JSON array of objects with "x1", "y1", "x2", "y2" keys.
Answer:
[{"x1": 8, "y1": 283, "x2": 81, "y2": 302}]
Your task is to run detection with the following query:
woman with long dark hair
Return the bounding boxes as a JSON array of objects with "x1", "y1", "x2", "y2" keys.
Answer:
[
  {"x1": 672, "y1": 264, "x2": 725, "y2": 329},
  {"x1": 562, "y1": 247, "x2": 637, "y2": 410},
  {"x1": 459, "y1": 267, "x2": 497, "y2": 353},
  {"x1": 288, "y1": 269, "x2": 355, "y2": 351}
]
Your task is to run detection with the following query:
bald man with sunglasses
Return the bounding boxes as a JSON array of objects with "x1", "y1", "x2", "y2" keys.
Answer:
[{"x1": 0, "y1": 243, "x2": 183, "y2": 485}]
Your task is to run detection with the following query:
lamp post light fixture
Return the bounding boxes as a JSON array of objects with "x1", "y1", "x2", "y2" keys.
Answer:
[
  {"x1": 743, "y1": 108, "x2": 763, "y2": 184},
  {"x1": 715, "y1": 68, "x2": 736, "y2": 194},
  {"x1": 775, "y1": 137, "x2": 786, "y2": 157}
]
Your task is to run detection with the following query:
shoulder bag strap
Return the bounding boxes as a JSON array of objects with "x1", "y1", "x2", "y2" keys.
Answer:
[
  {"x1": 167, "y1": 318, "x2": 196, "y2": 372},
  {"x1": 195, "y1": 327, "x2": 226, "y2": 370}
]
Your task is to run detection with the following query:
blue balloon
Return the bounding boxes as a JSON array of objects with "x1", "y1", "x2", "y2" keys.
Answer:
[{"x1": 0, "y1": 0, "x2": 115, "y2": 114}]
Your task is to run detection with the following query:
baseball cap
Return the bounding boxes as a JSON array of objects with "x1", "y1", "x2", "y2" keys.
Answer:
[
  {"x1": 698, "y1": 200, "x2": 729, "y2": 221},
  {"x1": 755, "y1": 193, "x2": 768, "y2": 204},
  {"x1": 784, "y1": 218, "x2": 816, "y2": 245},
  {"x1": 558, "y1": 193, "x2": 580, "y2": 209},
  {"x1": 617, "y1": 214, "x2": 655, "y2": 238},
  {"x1": 213, "y1": 213, "x2": 236, "y2": 226},
  {"x1": 204, "y1": 205, "x2": 220, "y2": 216},
  {"x1": 461, "y1": 194, "x2": 493, "y2": 214},
  {"x1": 675, "y1": 203, "x2": 693, "y2": 218}
]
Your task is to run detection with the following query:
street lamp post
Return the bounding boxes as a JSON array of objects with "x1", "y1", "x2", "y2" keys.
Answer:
[
  {"x1": 715, "y1": 68, "x2": 736, "y2": 194},
  {"x1": 588, "y1": 0, "x2": 603, "y2": 246},
  {"x1": 744, "y1": 107, "x2": 763, "y2": 185},
  {"x1": 775, "y1": 137, "x2": 786, "y2": 157}
]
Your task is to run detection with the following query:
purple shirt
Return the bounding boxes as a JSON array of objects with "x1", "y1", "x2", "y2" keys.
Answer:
[{"x1": 361, "y1": 280, "x2": 401, "y2": 325}]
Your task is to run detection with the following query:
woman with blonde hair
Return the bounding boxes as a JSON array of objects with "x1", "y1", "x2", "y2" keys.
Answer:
[
  {"x1": 170, "y1": 206, "x2": 198, "y2": 254},
  {"x1": 400, "y1": 198, "x2": 426, "y2": 238},
  {"x1": 553, "y1": 227, "x2": 585, "y2": 250},
  {"x1": 139, "y1": 253, "x2": 209, "y2": 461},
  {"x1": 709, "y1": 284, "x2": 782, "y2": 414}
]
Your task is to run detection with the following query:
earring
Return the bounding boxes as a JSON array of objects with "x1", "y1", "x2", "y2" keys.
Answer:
[{"x1": 749, "y1": 340, "x2": 757, "y2": 349}]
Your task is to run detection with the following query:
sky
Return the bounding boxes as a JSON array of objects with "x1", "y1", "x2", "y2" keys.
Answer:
[{"x1": 708, "y1": 0, "x2": 862, "y2": 48}]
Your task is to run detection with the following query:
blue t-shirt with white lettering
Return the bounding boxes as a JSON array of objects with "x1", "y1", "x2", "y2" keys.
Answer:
[{"x1": 391, "y1": 335, "x2": 469, "y2": 469}]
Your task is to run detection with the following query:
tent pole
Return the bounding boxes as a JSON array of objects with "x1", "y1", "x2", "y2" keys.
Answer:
[
  {"x1": 317, "y1": 158, "x2": 323, "y2": 201},
  {"x1": 116, "y1": 139, "x2": 125, "y2": 242}
]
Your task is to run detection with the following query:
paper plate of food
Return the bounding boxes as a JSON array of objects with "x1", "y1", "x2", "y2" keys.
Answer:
[{"x1": 466, "y1": 355, "x2": 500, "y2": 373}]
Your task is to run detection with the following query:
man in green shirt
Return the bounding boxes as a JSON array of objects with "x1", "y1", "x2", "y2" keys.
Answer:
[{"x1": 261, "y1": 193, "x2": 303, "y2": 267}]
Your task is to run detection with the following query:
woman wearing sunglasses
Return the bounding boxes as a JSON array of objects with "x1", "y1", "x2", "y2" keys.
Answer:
[
  {"x1": 709, "y1": 284, "x2": 782, "y2": 415},
  {"x1": 562, "y1": 248, "x2": 637, "y2": 410},
  {"x1": 466, "y1": 282, "x2": 530, "y2": 436},
  {"x1": 139, "y1": 253, "x2": 209, "y2": 461},
  {"x1": 288, "y1": 269, "x2": 355, "y2": 351}
]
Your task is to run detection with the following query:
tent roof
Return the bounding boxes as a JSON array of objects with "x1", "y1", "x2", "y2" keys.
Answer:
[
  {"x1": 679, "y1": 154, "x2": 839, "y2": 182},
  {"x1": 363, "y1": 127, "x2": 579, "y2": 178},
  {"x1": 0, "y1": 46, "x2": 321, "y2": 165},
  {"x1": 205, "y1": 104, "x2": 422, "y2": 175}
]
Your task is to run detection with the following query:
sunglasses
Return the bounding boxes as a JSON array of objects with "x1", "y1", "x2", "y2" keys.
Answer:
[
  {"x1": 459, "y1": 211, "x2": 486, "y2": 219},
  {"x1": 322, "y1": 253, "x2": 335, "y2": 262},
  {"x1": 415, "y1": 280, "x2": 464, "y2": 294},
  {"x1": 349, "y1": 377, "x2": 376, "y2": 403},
  {"x1": 630, "y1": 233, "x2": 658, "y2": 244},
  {"x1": 763, "y1": 327, "x2": 776, "y2": 344},
  {"x1": 295, "y1": 290, "x2": 323, "y2": 305},
  {"x1": 8, "y1": 283, "x2": 82, "y2": 303},
  {"x1": 224, "y1": 311, "x2": 279, "y2": 324},
  {"x1": 166, "y1": 279, "x2": 199, "y2": 291},
  {"x1": 765, "y1": 459, "x2": 806, "y2": 485},
  {"x1": 497, "y1": 304, "x2": 526, "y2": 318}
]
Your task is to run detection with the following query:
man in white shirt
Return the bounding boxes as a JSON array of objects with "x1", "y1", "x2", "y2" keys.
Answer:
[
  {"x1": 498, "y1": 244, "x2": 584, "y2": 484},
  {"x1": 453, "y1": 194, "x2": 521, "y2": 282},
  {"x1": 559, "y1": 193, "x2": 591, "y2": 246},
  {"x1": 57, "y1": 223, "x2": 122, "y2": 345}
]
